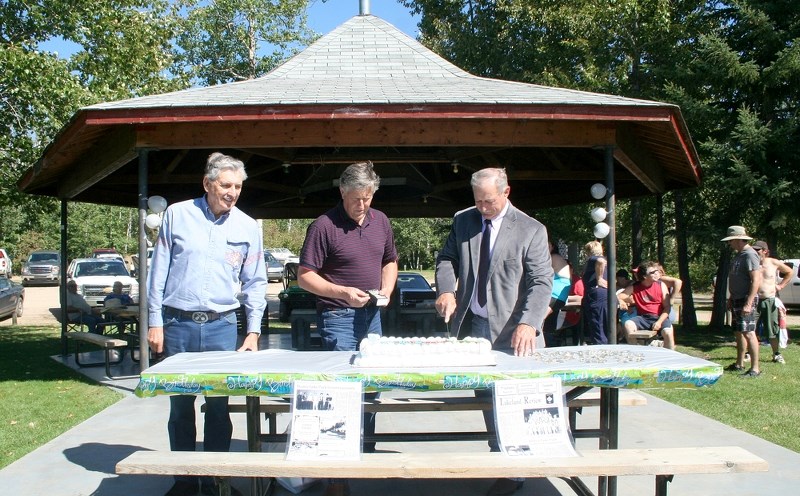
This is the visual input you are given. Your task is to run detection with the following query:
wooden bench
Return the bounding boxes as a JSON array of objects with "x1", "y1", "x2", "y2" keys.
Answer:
[
  {"x1": 627, "y1": 329, "x2": 659, "y2": 346},
  {"x1": 65, "y1": 331, "x2": 128, "y2": 378},
  {"x1": 210, "y1": 389, "x2": 647, "y2": 444},
  {"x1": 116, "y1": 446, "x2": 768, "y2": 496}
]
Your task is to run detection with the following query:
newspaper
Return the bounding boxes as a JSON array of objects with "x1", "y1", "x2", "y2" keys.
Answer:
[
  {"x1": 286, "y1": 380, "x2": 364, "y2": 460},
  {"x1": 493, "y1": 377, "x2": 578, "y2": 457}
]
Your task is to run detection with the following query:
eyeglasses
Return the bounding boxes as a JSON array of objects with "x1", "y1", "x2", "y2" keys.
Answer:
[{"x1": 646, "y1": 270, "x2": 661, "y2": 276}]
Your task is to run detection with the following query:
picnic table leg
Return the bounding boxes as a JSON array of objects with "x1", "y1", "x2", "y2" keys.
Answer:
[
  {"x1": 597, "y1": 387, "x2": 620, "y2": 496},
  {"x1": 246, "y1": 396, "x2": 274, "y2": 496}
]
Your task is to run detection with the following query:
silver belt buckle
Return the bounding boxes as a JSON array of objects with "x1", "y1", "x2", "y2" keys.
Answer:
[{"x1": 191, "y1": 311, "x2": 209, "y2": 324}]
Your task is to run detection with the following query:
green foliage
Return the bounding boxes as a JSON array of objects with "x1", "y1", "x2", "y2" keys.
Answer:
[
  {"x1": 175, "y1": 0, "x2": 315, "y2": 85},
  {"x1": 391, "y1": 218, "x2": 451, "y2": 270},
  {"x1": 262, "y1": 218, "x2": 313, "y2": 255}
]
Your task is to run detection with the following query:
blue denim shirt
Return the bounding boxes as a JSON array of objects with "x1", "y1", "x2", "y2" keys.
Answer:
[{"x1": 148, "y1": 196, "x2": 267, "y2": 333}]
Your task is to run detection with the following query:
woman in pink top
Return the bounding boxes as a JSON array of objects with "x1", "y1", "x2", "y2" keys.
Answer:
[{"x1": 617, "y1": 260, "x2": 676, "y2": 349}]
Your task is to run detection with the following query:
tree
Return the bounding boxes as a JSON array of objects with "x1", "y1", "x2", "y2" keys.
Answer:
[{"x1": 175, "y1": 0, "x2": 315, "y2": 85}]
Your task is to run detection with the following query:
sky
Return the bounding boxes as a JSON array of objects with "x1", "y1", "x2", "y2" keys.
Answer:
[
  {"x1": 308, "y1": 0, "x2": 419, "y2": 37},
  {"x1": 40, "y1": 0, "x2": 420, "y2": 58}
]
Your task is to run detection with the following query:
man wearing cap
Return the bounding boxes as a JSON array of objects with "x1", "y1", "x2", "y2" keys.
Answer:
[
  {"x1": 721, "y1": 226, "x2": 762, "y2": 376},
  {"x1": 753, "y1": 240, "x2": 792, "y2": 365}
]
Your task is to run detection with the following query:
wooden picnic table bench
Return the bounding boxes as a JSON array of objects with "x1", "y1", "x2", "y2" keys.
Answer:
[{"x1": 116, "y1": 445, "x2": 768, "y2": 496}]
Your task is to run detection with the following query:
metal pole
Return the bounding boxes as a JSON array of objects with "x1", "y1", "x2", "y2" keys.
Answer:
[
  {"x1": 359, "y1": 0, "x2": 371, "y2": 16},
  {"x1": 60, "y1": 201, "x2": 68, "y2": 356},
  {"x1": 605, "y1": 146, "x2": 617, "y2": 345},
  {"x1": 656, "y1": 195, "x2": 665, "y2": 265},
  {"x1": 604, "y1": 145, "x2": 618, "y2": 496},
  {"x1": 138, "y1": 149, "x2": 150, "y2": 371}
]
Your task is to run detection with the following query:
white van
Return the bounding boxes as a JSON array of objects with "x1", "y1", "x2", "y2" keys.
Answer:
[{"x1": 778, "y1": 259, "x2": 800, "y2": 306}]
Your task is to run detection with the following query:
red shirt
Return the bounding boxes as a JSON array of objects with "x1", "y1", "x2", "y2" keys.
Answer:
[{"x1": 632, "y1": 281, "x2": 665, "y2": 316}]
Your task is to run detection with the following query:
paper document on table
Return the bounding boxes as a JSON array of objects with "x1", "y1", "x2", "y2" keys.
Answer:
[
  {"x1": 492, "y1": 377, "x2": 577, "y2": 457},
  {"x1": 286, "y1": 380, "x2": 363, "y2": 461}
]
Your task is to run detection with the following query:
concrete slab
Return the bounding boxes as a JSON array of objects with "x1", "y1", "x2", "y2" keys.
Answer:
[{"x1": 1, "y1": 342, "x2": 796, "y2": 496}]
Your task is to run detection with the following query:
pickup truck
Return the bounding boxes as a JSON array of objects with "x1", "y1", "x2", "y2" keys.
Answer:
[{"x1": 0, "y1": 249, "x2": 11, "y2": 276}]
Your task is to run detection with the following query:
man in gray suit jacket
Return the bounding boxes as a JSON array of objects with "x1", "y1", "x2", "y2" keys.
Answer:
[
  {"x1": 435, "y1": 167, "x2": 552, "y2": 354},
  {"x1": 435, "y1": 167, "x2": 552, "y2": 496}
]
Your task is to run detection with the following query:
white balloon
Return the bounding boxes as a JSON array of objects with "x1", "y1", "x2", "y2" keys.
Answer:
[
  {"x1": 593, "y1": 222, "x2": 610, "y2": 239},
  {"x1": 147, "y1": 195, "x2": 168, "y2": 213},
  {"x1": 590, "y1": 183, "x2": 607, "y2": 200},
  {"x1": 590, "y1": 207, "x2": 608, "y2": 222},
  {"x1": 145, "y1": 213, "x2": 162, "y2": 229}
]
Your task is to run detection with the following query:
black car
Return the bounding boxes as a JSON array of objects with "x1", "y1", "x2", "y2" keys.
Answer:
[
  {"x1": 0, "y1": 276, "x2": 24, "y2": 321},
  {"x1": 384, "y1": 271, "x2": 442, "y2": 336}
]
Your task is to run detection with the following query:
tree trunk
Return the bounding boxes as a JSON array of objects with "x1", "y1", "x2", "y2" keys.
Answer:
[
  {"x1": 631, "y1": 199, "x2": 642, "y2": 266},
  {"x1": 674, "y1": 192, "x2": 697, "y2": 329},
  {"x1": 711, "y1": 251, "x2": 731, "y2": 329}
]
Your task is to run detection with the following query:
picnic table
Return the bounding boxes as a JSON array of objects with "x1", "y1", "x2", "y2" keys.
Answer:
[{"x1": 128, "y1": 345, "x2": 725, "y2": 496}]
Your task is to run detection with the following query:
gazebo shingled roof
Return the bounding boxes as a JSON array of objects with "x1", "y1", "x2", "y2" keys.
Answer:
[{"x1": 18, "y1": 14, "x2": 701, "y2": 219}]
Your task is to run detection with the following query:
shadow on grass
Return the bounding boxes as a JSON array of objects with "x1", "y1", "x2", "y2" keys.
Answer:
[
  {"x1": 674, "y1": 323, "x2": 736, "y2": 354},
  {"x1": 0, "y1": 325, "x2": 99, "y2": 385}
]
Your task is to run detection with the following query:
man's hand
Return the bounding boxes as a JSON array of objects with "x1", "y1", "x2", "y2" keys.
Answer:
[
  {"x1": 511, "y1": 323, "x2": 538, "y2": 357},
  {"x1": 342, "y1": 287, "x2": 370, "y2": 308},
  {"x1": 148, "y1": 326, "x2": 164, "y2": 353},
  {"x1": 237, "y1": 332, "x2": 260, "y2": 352},
  {"x1": 435, "y1": 292, "x2": 457, "y2": 323}
]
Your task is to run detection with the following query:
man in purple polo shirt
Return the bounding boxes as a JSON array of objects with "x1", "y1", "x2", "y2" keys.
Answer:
[
  {"x1": 298, "y1": 161, "x2": 398, "y2": 495},
  {"x1": 298, "y1": 160, "x2": 398, "y2": 350}
]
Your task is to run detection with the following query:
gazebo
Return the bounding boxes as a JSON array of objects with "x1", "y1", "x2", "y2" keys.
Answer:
[{"x1": 18, "y1": 13, "x2": 700, "y2": 367}]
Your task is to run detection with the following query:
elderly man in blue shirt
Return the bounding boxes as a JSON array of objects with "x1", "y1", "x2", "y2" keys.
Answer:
[{"x1": 147, "y1": 152, "x2": 267, "y2": 496}]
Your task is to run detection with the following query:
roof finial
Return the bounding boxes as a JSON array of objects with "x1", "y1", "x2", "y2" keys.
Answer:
[{"x1": 359, "y1": 0, "x2": 371, "y2": 16}]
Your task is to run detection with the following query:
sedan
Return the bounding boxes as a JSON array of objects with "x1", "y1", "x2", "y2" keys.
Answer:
[
  {"x1": 264, "y1": 251, "x2": 284, "y2": 283},
  {"x1": 0, "y1": 276, "x2": 24, "y2": 321}
]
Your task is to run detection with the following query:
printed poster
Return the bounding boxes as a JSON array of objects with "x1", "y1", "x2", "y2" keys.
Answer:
[
  {"x1": 492, "y1": 377, "x2": 578, "y2": 457},
  {"x1": 286, "y1": 380, "x2": 363, "y2": 460}
]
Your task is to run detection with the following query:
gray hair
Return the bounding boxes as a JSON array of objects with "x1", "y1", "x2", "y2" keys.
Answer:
[
  {"x1": 339, "y1": 161, "x2": 380, "y2": 193},
  {"x1": 471, "y1": 167, "x2": 508, "y2": 192},
  {"x1": 205, "y1": 152, "x2": 247, "y2": 181}
]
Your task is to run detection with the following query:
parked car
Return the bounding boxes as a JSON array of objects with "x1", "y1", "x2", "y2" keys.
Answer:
[
  {"x1": 264, "y1": 251, "x2": 284, "y2": 283},
  {"x1": 384, "y1": 271, "x2": 443, "y2": 336},
  {"x1": 92, "y1": 248, "x2": 125, "y2": 264},
  {"x1": 0, "y1": 248, "x2": 12, "y2": 276},
  {"x1": 777, "y1": 259, "x2": 800, "y2": 306},
  {"x1": 21, "y1": 250, "x2": 61, "y2": 286},
  {"x1": 266, "y1": 247, "x2": 297, "y2": 265},
  {"x1": 0, "y1": 276, "x2": 24, "y2": 321},
  {"x1": 67, "y1": 258, "x2": 139, "y2": 307}
]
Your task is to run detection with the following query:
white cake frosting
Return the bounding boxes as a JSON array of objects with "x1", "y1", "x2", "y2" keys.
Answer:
[{"x1": 352, "y1": 334, "x2": 496, "y2": 368}]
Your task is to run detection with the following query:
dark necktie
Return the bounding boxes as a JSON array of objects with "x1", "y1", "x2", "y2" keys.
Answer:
[{"x1": 478, "y1": 219, "x2": 492, "y2": 307}]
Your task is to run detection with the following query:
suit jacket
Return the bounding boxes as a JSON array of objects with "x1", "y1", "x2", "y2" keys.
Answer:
[{"x1": 435, "y1": 204, "x2": 553, "y2": 350}]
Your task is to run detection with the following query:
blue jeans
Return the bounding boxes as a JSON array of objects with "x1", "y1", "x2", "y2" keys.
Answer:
[
  {"x1": 318, "y1": 306, "x2": 382, "y2": 452},
  {"x1": 81, "y1": 313, "x2": 105, "y2": 335},
  {"x1": 318, "y1": 306, "x2": 382, "y2": 351},
  {"x1": 163, "y1": 310, "x2": 238, "y2": 483}
]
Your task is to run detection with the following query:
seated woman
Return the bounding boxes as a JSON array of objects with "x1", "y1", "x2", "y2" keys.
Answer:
[{"x1": 617, "y1": 261, "x2": 676, "y2": 349}]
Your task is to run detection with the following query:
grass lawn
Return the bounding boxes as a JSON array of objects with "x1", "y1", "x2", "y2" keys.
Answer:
[
  {"x1": 0, "y1": 319, "x2": 797, "y2": 471},
  {"x1": 649, "y1": 324, "x2": 800, "y2": 453},
  {"x1": 0, "y1": 325, "x2": 123, "y2": 469}
]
